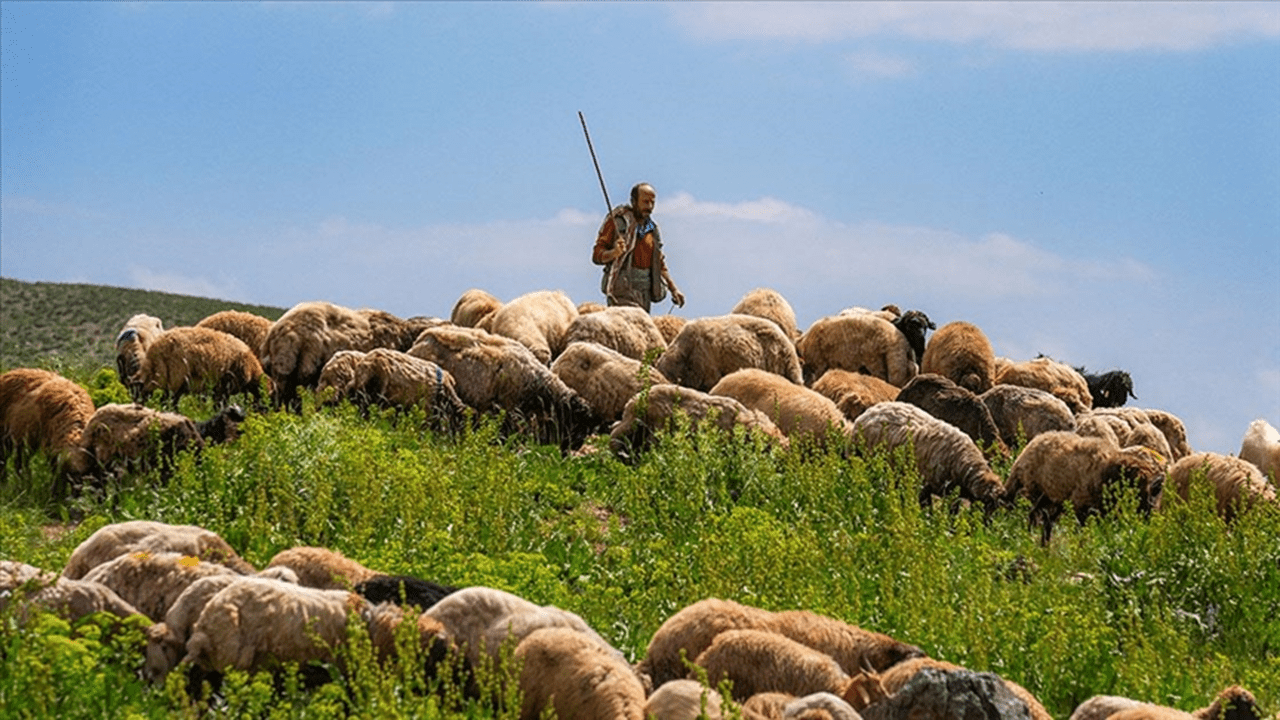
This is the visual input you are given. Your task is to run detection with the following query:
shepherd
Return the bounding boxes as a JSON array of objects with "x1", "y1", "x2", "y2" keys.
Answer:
[{"x1": 593, "y1": 182, "x2": 685, "y2": 312}]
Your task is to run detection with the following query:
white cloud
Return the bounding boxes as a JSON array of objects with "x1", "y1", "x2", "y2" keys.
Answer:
[
  {"x1": 843, "y1": 51, "x2": 918, "y2": 81},
  {"x1": 127, "y1": 266, "x2": 245, "y2": 303},
  {"x1": 670, "y1": 2, "x2": 1280, "y2": 52}
]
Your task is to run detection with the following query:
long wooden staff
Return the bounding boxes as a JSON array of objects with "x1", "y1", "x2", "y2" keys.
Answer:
[{"x1": 578, "y1": 111, "x2": 613, "y2": 215}]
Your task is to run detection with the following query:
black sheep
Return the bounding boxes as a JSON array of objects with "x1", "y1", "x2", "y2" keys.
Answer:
[
  {"x1": 893, "y1": 310, "x2": 936, "y2": 365},
  {"x1": 1077, "y1": 368, "x2": 1136, "y2": 408},
  {"x1": 354, "y1": 575, "x2": 460, "y2": 611}
]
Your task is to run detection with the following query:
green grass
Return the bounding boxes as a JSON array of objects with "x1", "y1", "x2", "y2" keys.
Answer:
[{"x1": 1, "y1": 279, "x2": 1278, "y2": 718}]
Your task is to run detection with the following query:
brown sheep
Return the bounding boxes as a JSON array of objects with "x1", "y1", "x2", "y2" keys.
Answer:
[
  {"x1": 551, "y1": 341, "x2": 669, "y2": 423},
  {"x1": 609, "y1": 383, "x2": 790, "y2": 460},
  {"x1": 79, "y1": 403, "x2": 206, "y2": 482},
  {"x1": 0, "y1": 367, "x2": 95, "y2": 493},
  {"x1": 1004, "y1": 431, "x2": 1167, "y2": 544},
  {"x1": 979, "y1": 384, "x2": 1076, "y2": 450},
  {"x1": 81, "y1": 550, "x2": 241, "y2": 622},
  {"x1": 114, "y1": 314, "x2": 165, "y2": 395},
  {"x1": 710, "y1": 368, "x2": 854, "y2": 450},
  {"x1": 483, "y1": 289, "x2": 579, "y2": 364},
  {"x1": 653, "y1": 314, "x2": 688, "y2": 345},
  {"x1": 0, "y1": 562, "x2": 142, "y2": 624},
  {"x1": 731, "y1": 287, "x2": 802, "y2": 342},
  {"x1": 644, "y1": 679, "x2": 726, "y2": 720},
  {"x1": 994, "y1": 357, "x2": 1093, "y2": 415},
  {"x1": 1074, "y1": 686, "x2": 1264, "y2": 720},
  {"x1": 315, "y1": 348, "x2": 469, "y2": 429},
  {"x1": 920, "y1": 321, "x2": 996, "y2": 394},
  {"x1": 895, "y1": 373, "x2": 1008, "y2": 460},
  {"x1": 62, "y1": 519, "x2": 256, "y2": 580},
  {"x1": 132, "y1": 326, "x2": 266, "y2": 407},
  {"x1": 450, "y1": 288, "x2": 504, "y2": 329},
  {"x1": 1165, "y1": 452, "x2": 1278, "y2": 522},
  {"x1": 810, "y1": 369, "x2": 900, "y2": 423},
  {"x1": 657, "y1": 315, "x2": 804, "y2": 392},
  {"x1": 797, "y1": 313, "x2": 917, "y2": 387},
  {"x1": 562, "y1": 305, "x2": 668, "y2": 361},
  {"x1": 513, "y1": 626, "x2": 647, "y2": 720},
  {"x1": 264, "y1": 545, "x2": 380, "y2": 590},
  {"x1": 694, "y1": 628, "x2": 851, "y2": 702},
  {"x1": 196, "y1": 310, "x2": 274, "y2": 360}
]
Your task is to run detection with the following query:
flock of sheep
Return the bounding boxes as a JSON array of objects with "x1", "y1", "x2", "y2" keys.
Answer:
[
  {"x1": 1, "y1": 519, "x2": 1269, "y2": 720},
  {"x1": 2, "y1": 285, "x2": 1279, "y2": 717}
]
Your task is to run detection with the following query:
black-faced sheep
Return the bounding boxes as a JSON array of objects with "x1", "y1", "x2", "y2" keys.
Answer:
[
  {"x1": 693, "y1": 628, "x2": 852, "y2": 702},
  {"x1": 710, "y1": 368, "x2": 854, "y2": 451},
  {"x1": 551, "y1": 341, "x2": 669, "y2": 424},
  {"x1": 993, "y1": 357, "x2": 1093, "y2": 415},
  {"x1": 644, "y1": 679, "x2": 726, "y2": 720},
  {"x1": 920, "y1": 320, "x2": 996, "y2": 394},
  {"x1": 0, "y1": 367, "x2": 94, "y2": 492},
  {"x1": 731, "y1": 287, "x2": 802, "y2": 342},
  {"x1": 562, "y1": 305, "x2": 668, "y2": 361},
  {"x1": 851, "y1": 401, "x2": 1006, "y2": 510},
  {"x1": 62, "y1": 519, "x2": 256, "y2": 580},
  {"x1": 260, "y1": 300, "x2": 444, "y2": 407},
  {"x1": 115, "y1": 314, "x2": 165, "y2": 394},
  {"x1": 895, "y1": 374, "x2": 1007, "y2": 460},
  {"x1": 1003, "y1": 431, "x2": 1167, "y2": 544},
  {"x1": 1075, "y1": 367, "x2": 1137, "y2": 409},
  {"x1": 450, "y1": 288, "x2": 504, "y2": 329},
  {"x1": 979, "y1": 384, "x2": 1076, "y2": 450},
  {"x1": 315, "y1": 348, "x2": 469, "y2": 429},
  {"x1": 638, "y1": 597, "x2": 923, "y2": 690},
  {"x1": 352, "y1": 574, "x2": 458, "y2": 611},
  {"x1": 131, "y1": 326, "x2": 266, "y2": 407},
  {"x1": 1, "y1": 560, "x2": 142, "y2": 623},
  {"x1": 608, "y1": 383, "x2": 790, "y2": 461},
  {"x1": 657, "y1": 314, "x2": 804, "y2": 392},
  {"x1": 1238, "y1": 418, "x2": 1279, "y2": 481},
  {"x1": 80, "y1": 550, "x2": 242, "y2": 622},
  {"x1": 483, "y1": 289, "x2": 579, "y2": 365},
  {"x1": 1165, "y1": 452, "x2": 1278, "y2": 522},
  {"x1": 513, "y1": 626, "x2": 647, "y2": 720},
  {"x1": 810, "y1": 369, "x2": 900, "y2": 423},
  {"x1": 408, "y1": 325, "x2": 600, "y2": 449},
  {"x1": 195, "y1": 310, "x2": 274, "y2": 361},
  {"x1": 653, "y1": 314, "x2": 688, "y2": 345},
  {"x1": 264, "y1": 546, "x2": 380, "y2": 590},
  {"x1": 797, "y1": 313, "x2": 918, "y2": 387}
]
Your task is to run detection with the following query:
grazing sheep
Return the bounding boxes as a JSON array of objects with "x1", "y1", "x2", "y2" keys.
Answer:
[
  {"x1": 994, "y1": 357, "x2": 1093, "y2": 414},
  {"x1": 731, "y1": 287, "x2": 802, "y2": 342},
  {"x1": 1195, "y1": 686, "x2": 1264, "y2": 720},
  {"x1": 657, "y1": 314, "x2": 804, "y2": 392},
  {"x1": 644, "y1": 679, "x2": 725, "y2": 720},
  {"x1": 851, "y1": 402, "x2": 1006, "y2": 510},
  {"x1": 638, "y1": 597, "x2": 923, "y2": 690},
  {"x1": 182, "y1": 577, "x2": 368, "y2": 674},
  {"x1": 408, "y1": 325, "x2": 600, "y2": 449},
  {"x1": 62, "y1": 519, "x2": 256, "y2": 580},
  {"x1": 1165, "y1": 452, "x2": 1278, "y2": 522},
  {"x1": 920, "y1": 321, "x2": 996, "y2": 395},
  {"x1": 1069, "y1": 695, "x2": 1147, "y2": 720},
  {"x1": 422, "y1": 585, "x2": 623, "y2": 670},
  {"x1": 352, "y1": 574, "x2": 459, "y2": 611},
  {"x1": 132, "y1": 326, "x2": 266, "y2": 407},
  {"x1": 866, "y1": 656, "x2": 1052, "y2": 720},
  {"x1": 260, "y1": 300, "x2": 443, "y2": 407},
  {"x1": 895, "y1": 374, "x2": 1007, "y2": 459},
  {"x1": 1, "y1": 570, "x2": 142, "y2": 623},
  {"x1": 608, "y1": 383, "x2": 790, "y2": 460},
  {"x1": 0, "y1": 367, "x2": 94, "y2": 492},
  {"x1": 783, "y1": 692, "x2": 863, "y2": 720},
  {"x1": 979, "y1": 384, "x2": 1076, "y2": 450},
  {"x1": 81, "y1": 550, "x2": 240, "y2": 622},
  {"x1": 653, "y1": 314, "x2": 688, "y2": 345},
  {"x1": 577, "y1": 301, "x2": 607, "y2": 315},
  {"x1": 1238, "y1": 418, "x2": 1279, "y2": 481},
  {"x1": 115, "y1": 314, "x2": 165, "y2": 395},
  {"x1": 694, "y1": 628, "x2": 851, "y2": 701},
  {"x1": 450, "y1": 288, "x2": 504, "y2": 328},
  {"x1": 1075, "y1": 367, "x2": 1137, "y2": 409},
  {"x1": 1086, "y1": 407, "x2": 1190, "y2": 461},
  {"x1": 196, "y1": 310, "x2": 274, "y2": 360},
  {"x1": 513, "y1": 626, "x2": 647, "y2": 720},
  {"x1": 1108, "y1": 707, "x2": 1200, "y2": 720},
  {"x1": 551, "y1": 341, "x2": 669, "y2": 423},
  {"x1": 1076, "y1": 408, "x2": 1173, "y2": 459},
  {"x1": 562, "y1": 305, "x2": 668, "y2": 361},
  {"x1": 1004, "y1": 431, "x2": 1167, "y2": 544},
  {"x1": 79, "y1": 403, "x2": 216, "y2": 482},
  {"x1": 483, "y1": 289, "x2": 579, "y2": 364},
  {"x1": 797, "y1": 313, "x2": 918, "y2": 387},
  {"x1": 810, "y1": 369, "x2": 900, "y2": 423},
  {"x1": 711, "y1": 368, "x2": 854, "y2": 450},
  {"x1": 315, "y1": 348, "x2": 469, "y2": 428},
  {"x1": 264, "y1": 546, "x2": 380, "y2": 590}
]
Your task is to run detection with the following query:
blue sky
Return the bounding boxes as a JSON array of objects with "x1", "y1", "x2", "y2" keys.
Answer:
[{"x1": 2, "y1": 2, "x2": 1277, "y2": 455}]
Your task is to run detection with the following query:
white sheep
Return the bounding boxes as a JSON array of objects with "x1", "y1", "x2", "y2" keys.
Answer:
[
  {"x1": 80, "y1": 550, "x2": 241, "y2": 622},
  {"x1": 62, "y1": 519, "x2": 256, "y2": 579},
  {"x1": 512, "y1": 626, "x2": 647, "y2": 720},
  {"x1": 979, "y1": 384, "x2": 1076, "y2": 450},
  {"x1": 132, "y1": 326, "x2": 266, "y2": 407},
  {"x1": 608, "y1": 383, "x2": 790, "y2": 460},
  {"x1": 264, "y1": 545, "x2": 381, "y2": 590},
  {"x1": 1003, "y1": 431, "x2": 1167, "y2": 544},
  {"x1": 731, "y1": 287, "x2": 802, "y2": 342},
  {"x1": 993, "y1": 356, "x2": 1093, "y2": 415},
  {"x1": 483, "y1": 289, "x2": 579, "y2": 364},
  {"x1": 260, "y1": 300, "x2": 444, "y2": 406},
  {"x1": 657, "y1": 314, "x2": 804, "y2": 392},
  {"x1": 693, "y1": 628, "x2": 852, "y2": 701},
  {"x1": 1075, "y1": 408, "x2": 1173, "y2": 460},
  {"x1": 851, "y1": 401, "x2": 1006, "y2": 510},
  {"x1": 450, "y1": 288, "x2": 504, "y2": 329},
  {"x1": 809, "y1": 369, "x2": 900, "y2": 423},
  {"x1": 919, "y1": 320, "x2": 996, "y2": 395},
  {"x1": 551, "y1": 341, "x2": 669, "y2": 423},
  {"x1": 796, "y1": 313, "x2": 917, "y2": 387},
  {"x1": 1068, "y1": 695, "x2": 1147, "y2": 720},
  {"x1": 114, "y1": 314, "x2": 165, "y2": 394},
  {"x1": 0, "y1": 563, "x2": 142, "y2": 624},
  {"x1": 1238, "y1": 418, "x2": 1279, "y2": 481},
  {"x1": 195, "y1": 310, "x2": 274, "y2": 360},
  {"x1": 314, "y1": 347, "x2": 469, "y2": 427},
  {"x1": 562, "y1": 305, "x2": 668, "y2": 361},
  {"x1": 1165, "y1": 451, "x2": 1277, "y2": 522},
  {"x1": 0, "y1": 367, "x2": 94, "y2": 492},
  {"x1": 644, "y1": 679, "x2": 725, "y2": 720},
  {"x1": 710, "y1": 368, "x2": 855, "y2": 450}
]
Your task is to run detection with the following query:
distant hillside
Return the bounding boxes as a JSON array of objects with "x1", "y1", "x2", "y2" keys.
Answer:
[{"x1": 0, "y1": 277, "x2": 285, "y2": 371}]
